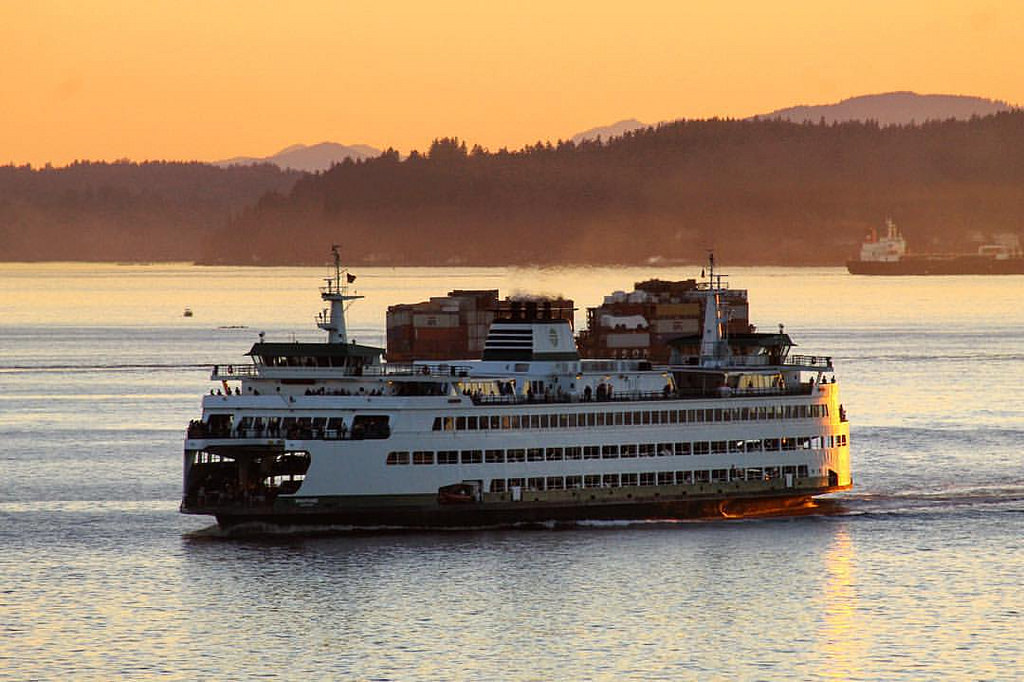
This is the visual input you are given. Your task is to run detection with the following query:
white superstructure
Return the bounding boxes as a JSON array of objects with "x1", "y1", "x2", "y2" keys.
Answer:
[
  {"x1": 182, "y1": 255, "x2": 852, "y2": 528},
  {"x1": 857, "y1": 218, "x2": 907, "y2": 262}
]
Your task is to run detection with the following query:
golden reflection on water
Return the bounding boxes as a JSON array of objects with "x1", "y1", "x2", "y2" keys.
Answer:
[{"x1": 820, "y1": 524, "x2": 862, "y2": 679}]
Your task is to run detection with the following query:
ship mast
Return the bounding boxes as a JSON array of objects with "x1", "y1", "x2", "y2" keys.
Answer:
[
  {"x1": 699, "y1": 251, "x2": 731, "y2": 367},
  {"x1": 318, "y1": 245, "x2": 363, "y2": 344}
]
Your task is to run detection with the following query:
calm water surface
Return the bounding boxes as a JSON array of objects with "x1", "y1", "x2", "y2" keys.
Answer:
[{"x1": 1, "y1": 263, "x2": 1021, "y2": 680}]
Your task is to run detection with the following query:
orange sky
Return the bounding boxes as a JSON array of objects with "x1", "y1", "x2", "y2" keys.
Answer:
[{"x1": 2, "y1": 1, "x2": 1021, "y2": 166}]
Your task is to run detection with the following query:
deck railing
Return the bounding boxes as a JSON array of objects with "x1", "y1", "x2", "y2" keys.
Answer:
[
  {"x1": 186, "y1": 421, "x2": 390, "y2": 441},
  {"x1": 212, "y1": 362, "x2": 474, "y2": 380},
  {"x1": 469, "y1": 383, "x2": 812, "y2": 406}
]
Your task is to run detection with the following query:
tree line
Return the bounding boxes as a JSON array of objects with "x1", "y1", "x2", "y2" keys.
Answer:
[
  {"x1": 3, "y1": 113, "x2": 1022, "y2": 265},
  {"x1": 203, "y1": 112, "x2": 1024, "y2": 266},
  {"x1": 0, "y1": 160, "x2": 299, "y2": 261}
]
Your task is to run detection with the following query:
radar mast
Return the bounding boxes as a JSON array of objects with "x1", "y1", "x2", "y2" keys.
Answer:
[{"x1": 317, "y1": 245, "x2": 363, "y2": 344}]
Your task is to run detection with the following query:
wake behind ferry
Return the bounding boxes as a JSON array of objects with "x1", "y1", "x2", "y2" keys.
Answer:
[{"x1": 181, "y1": 252, "x2": 851, "y2": 528}]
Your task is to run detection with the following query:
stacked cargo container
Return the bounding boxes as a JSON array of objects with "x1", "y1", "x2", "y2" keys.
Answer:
[
  {"x1": 386, "y1": 279, "x2": 749, "y2": 364},
  {"x1": 578, "y1": 279, "x2": 750, "y2": 363},
  {"x1": 386, "y1": 290, "x2": 574, "y2": 362},
  {"x1": 386, "y1": 290, "x2": 498, "y2": 362}
]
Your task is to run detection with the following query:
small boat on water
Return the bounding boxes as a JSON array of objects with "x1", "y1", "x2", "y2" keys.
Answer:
[
  {"x1": 180, "y1": 249, "x2": 852, "y2": 529},
  {"x1": 183, "y1": 307, "x2": 194, "y2": 318}
]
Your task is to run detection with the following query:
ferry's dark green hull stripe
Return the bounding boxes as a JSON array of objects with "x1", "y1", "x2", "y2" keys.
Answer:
[{"x1": 184, "y1": 482, "x2": 851, "y2": 528}]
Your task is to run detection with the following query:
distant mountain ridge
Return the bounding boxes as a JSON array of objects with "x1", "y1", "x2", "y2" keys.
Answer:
[
  {"x1": 215, "y1": 141, "x2": 381, "y2": 173},
  {"x1": 571, "y1": 119, "x2": 649, "y2": 144},
  {"x1": 752, "y1": 92, "x2": 1015, "y2": 126},
  {"x1": 569, "y1": 93, "x2": 1016, "y2": 143}
]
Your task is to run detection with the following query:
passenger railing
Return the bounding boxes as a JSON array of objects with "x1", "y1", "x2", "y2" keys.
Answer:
[
  {"x1": 670, "y1": 355, "x2": 833, "y2": 369},
  {"x1": 211, "y1": 362, "x2": 474, "y2": 380},
  {"x1": 186, "y1": 421, "x2": 390, "y2": 441},
  {"x1": 786, "y1": 354, "x2": 833, "y2": 368},
  {"x1": 469, "y1": 383, "x2": 812, "y2": 406}
]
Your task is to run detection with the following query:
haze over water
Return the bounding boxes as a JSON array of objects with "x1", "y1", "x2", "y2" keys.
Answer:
[{"x1": 1, "y1": 263, "x2": 1021, "y2": 680}]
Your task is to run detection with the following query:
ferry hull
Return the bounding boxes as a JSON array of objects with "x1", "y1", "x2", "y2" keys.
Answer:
[{"x1": 185, "y1": 484, "x2": 851, "y2": 529}]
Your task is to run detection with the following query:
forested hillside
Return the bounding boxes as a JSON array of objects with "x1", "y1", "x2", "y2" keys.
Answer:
[
  {"x1": 203, "y1": 113, "x2": 1024, "y2": 266},
  {"x1": 3, "y1": 113, "x2": 1022, "y2": 265},
  {"x1": 0, "y1": 161, "x2": 300, "y2": 261}
]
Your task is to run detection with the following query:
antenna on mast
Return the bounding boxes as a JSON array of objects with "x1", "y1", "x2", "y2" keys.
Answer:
[{"x1": 319, "y1": 246, "x2": 363, "y2": 343}]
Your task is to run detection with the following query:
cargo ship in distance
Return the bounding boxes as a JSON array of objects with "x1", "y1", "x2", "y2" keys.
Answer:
[
  {"x1": 181, "y1": 250, "x2": 852, "y2": 529},
  {"x1": 847, "y1": 218, "x2": 1024, "y2": 275}
]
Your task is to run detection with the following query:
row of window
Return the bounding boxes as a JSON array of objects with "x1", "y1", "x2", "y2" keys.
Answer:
[
  {"x1": 431, "y1": 404, "x2": 829, "y2": 432},
  {"x1": 385, "y1": 434, "x2": 846, "y2": 466},
  {"x1": 486, "y1": 464, "x2": 812, "y2": 493}
]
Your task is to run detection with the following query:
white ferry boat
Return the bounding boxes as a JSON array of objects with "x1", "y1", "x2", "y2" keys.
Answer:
[{"x1": 181, "y1": 251, "x2": 851, "y2": 528}]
